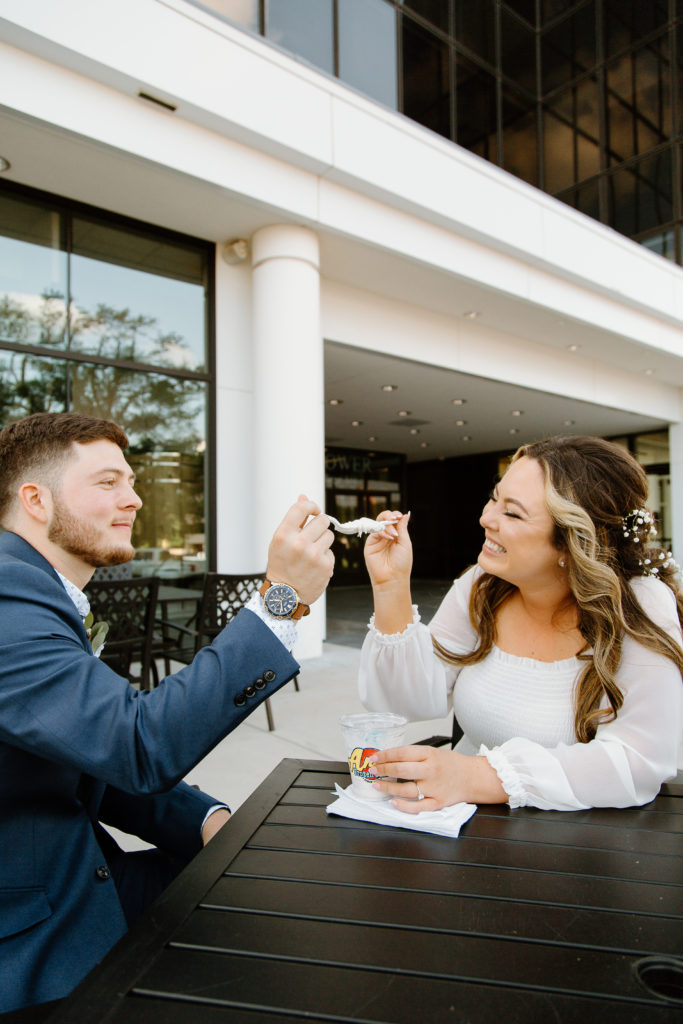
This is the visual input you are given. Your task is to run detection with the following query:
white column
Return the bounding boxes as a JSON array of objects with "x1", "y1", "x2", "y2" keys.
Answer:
[
  {"x1": 252, "y1": 225, "x2": 325, "y2": 659},
  {"x1": 668, "y1": 422, "x2": 683, "y2": 565}
]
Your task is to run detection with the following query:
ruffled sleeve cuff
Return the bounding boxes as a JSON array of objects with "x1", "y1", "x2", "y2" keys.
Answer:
[
  {"x1": 479, "y1": 744, "x2": 527, "y2": 809},
  {"x1": 367, "y1": 606, "x2": 422, "y2": 645}
]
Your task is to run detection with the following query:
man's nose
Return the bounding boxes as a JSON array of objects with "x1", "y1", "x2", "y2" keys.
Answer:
[{"x1": 122, "y1": 485, "x2": 142, "y2": 510}]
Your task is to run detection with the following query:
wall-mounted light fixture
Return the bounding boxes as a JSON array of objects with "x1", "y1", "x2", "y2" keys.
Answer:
[{"x1": 221, "y1": 239, "x2": 249, "y2": 265}]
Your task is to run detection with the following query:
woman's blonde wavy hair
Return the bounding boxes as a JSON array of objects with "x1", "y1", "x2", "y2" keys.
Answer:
[{"x1": 434, "y1": 435, "x2": 683, "y2": 742}]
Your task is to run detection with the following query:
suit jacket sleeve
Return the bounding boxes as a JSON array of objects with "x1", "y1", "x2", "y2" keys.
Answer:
[
  {"x1": 98, "y1": 780, "x2": 218, "y2": 860},
  {"x1": 0, "y1": 554, "x2": 299, "y2": 795}
]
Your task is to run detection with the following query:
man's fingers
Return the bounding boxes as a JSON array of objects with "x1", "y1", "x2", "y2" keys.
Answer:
[
  {"x1": 301, "y1": 512, "x2": 332, "y2": 541},
  {"x1": 277, "y1": 495, "x2": 321, "y2": 532}
]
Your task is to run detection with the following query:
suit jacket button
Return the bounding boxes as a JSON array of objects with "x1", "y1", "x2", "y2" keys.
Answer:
[
  {"x1": 234, "y1": 691, "x2": 247, "y2": 707},
  {"x1": 263, "y1": 669, "x2": 276, "y2": 682},
  {"x1": 95, "y1": 865, "x2": 111, "y2": 881},
  {"x1": 245, "y1": 684, "x2": 256, "y2": 698},
  {"x1": 254, "y1": 677, "x2": 266, "y2": 690}
]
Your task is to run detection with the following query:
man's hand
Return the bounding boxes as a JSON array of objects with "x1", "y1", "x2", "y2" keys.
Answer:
[
  {"x1": 201, "y1": 807, "x2": 231, "y2": 845},
  {"x1": 265, "y1": 495, "x2": 335, "y2": 606}
]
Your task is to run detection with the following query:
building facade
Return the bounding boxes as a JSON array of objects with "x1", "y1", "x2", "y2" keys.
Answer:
[{"x1": 0, "y1": 0, "x2": 682, "y2": 657}]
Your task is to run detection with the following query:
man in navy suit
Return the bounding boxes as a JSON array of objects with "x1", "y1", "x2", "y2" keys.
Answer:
[{"x1": 0, "y1": 412, "x2": 334, "y2": 1013}]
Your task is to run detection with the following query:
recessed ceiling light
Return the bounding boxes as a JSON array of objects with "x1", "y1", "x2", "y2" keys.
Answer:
[
  {"x1": 0, "y1": 157, "x2": 10, "y2": 173},
  {"x1": 511, "y1": 410, "x2": 523, "y2": 416},
  {"x1": 509, "y1": 428, "x2": 519, "y2": 434},
  {"x1": 463, "y1": 311, "x2": 480, "y2": 319},
  {"x1": 452, "y1": 398, "x2": 466, "y2": 406},
  {"x1": 563, "y1": 419, "x2": 575, "y2": 426},
  {"x1": 409, "y1": 428, "x2": 420, "y2": 435},
  {"x1": 454, "y1": 419, "x2": 467, "y2": 426},
  {"x1": 367, "y1": 436, "x2": 377, "y2": 442},
  {"x1": 328, "y1": 398, "x2": 343, "y2": 405},
  {"x1": 380, "y1": 384, "x2": 398, "y2": 392},
  {"x1": 420, "y1": 442, "x2": 429, "y2": 448},
  {"x1": 397, "y1": 410, "x2": 411, "y2": 417},
  {"x1": 567, "y1": 344, "x2": 580, "y2": 352},
  {"x1": 644, "y1": 368, "x2": 654, "y2": 375},
  {"x1": 462, "y1": 435, "x2": 471, "y2": 441},
  {"x1": 351, "y1": 420, "x2": 363, "y2": 427}
]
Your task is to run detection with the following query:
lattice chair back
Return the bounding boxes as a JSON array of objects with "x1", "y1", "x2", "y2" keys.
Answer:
[
  {"x1": 90, "y1": 563, "x2": 133, "y2": 580},
  {"x1": 84, "y1": 576, "x2": 160, "y2": 689},
  {"x1": 195, "y1": 573, "x2": 265, "y2": 648}
]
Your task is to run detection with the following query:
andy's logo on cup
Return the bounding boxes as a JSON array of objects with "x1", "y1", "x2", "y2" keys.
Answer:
[{"x1": 348, "y1": 746, "x2": 377, "y2": 780}]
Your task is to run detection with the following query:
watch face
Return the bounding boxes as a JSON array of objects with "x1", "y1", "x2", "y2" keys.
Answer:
[{"x1": 264, "y1": 584, "x2": 298, "y2": 618}]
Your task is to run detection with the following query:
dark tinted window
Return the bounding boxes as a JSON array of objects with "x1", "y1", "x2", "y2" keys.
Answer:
[{"x1": 402, "y1": 18, "x2": 452, "y2": 139}]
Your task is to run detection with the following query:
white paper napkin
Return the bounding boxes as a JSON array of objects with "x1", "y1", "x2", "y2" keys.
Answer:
[{"x1": 326, "y1": 783, "x2": 477, "y2": 838}]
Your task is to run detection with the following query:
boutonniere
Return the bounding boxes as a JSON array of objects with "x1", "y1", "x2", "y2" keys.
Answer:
[{"x1": 84, "y1": 612, "x2": 109, "y2": 657}]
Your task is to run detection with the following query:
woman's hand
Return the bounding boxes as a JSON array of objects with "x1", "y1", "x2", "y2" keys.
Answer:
[
  {"x1": 363, "y1": 511, "x2": 414, "y2": 634},
  {"x1": 369, "y1": 745, "x2": 508, "y2": 812},
  {"x1": 363, "y1": 510, "x2": 412, "y2": 589}
]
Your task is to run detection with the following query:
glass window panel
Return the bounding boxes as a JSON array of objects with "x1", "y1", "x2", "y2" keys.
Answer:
[
  {"x1": 543, "y1": 109, "x2": 576, "y2": 191},
  {"x1": 338, "y1": 0, "x2": 397, "y2": 108},
  {"x1": 541, "y1": 2, "x2": 595, "y2": 94},
  {"x1": 608, "y1": 149, "x2": 673, "y2": 236},
  {"x1": 456, "y1": 57, "x2": 498, "y2": 161},
  {"x1": 541, "y1": 0, "x2": 576, "y2": 24},
  {"x1": 640, "y1": 229, "x2": 677, "y2": 261},
  {"x1": 265, "y1": 0, "x2": 333, "y2": 74},
  {"x1": 190, "y1": 0, "x2": 259, "y2": 31},
  {"x1": 401, "y1": 18, "x2": 452, "y2": 140},
  {"x1": 576, "y1": 132, "x2": 600, "y2": 180},
  {"x1": 548, "y1": 78, "x2": 599, "y2": 152},
  {"x1": 0, "y1": 351, "x2": 67, "y2": 423},
  {"x1": 402, "y1": 0, "x2": 450, "y2": 34},
  {"x1": 503, "y1": 0, "x2": 536, "y2": 26},
  {"x1": 634, "y1": 38, "x2": 672, "y2": 145},
  {"x1": 500, "y1": 8, "x2": 537, "y2": 93},
  {"x1": 573, "y1": 77, "x2": 600, "y2": 139},
  {"x1": 607, "y1": 38, "x2": 672, "y2": 163},
  {"x1": 454, "y1": 0, "x2": 495, "y2": 66},
  {"x1": 0, "y1": 193, "x2": 67, "y2": 349},
  {"x1": 557, "y1": 179, "x2": 600, "y2": 220},
  {"x1": 502, "y1": 88, "x2": 538, "y2": 186},
  {"x1": 70, "y1": 218, "x2": 207, "y2": 371},
  {"x1": 70, "y1": 365, "x2": 207, "y2": 568},
  {"x1": 607, "y1": 89, "x2": 635, "y2": 163},
  {"x1": 574, "y1": 178, "x2": 600, "y2": 220},
  {"x1": 604, "y1": 0, "x2": 669, "y2": 59}
]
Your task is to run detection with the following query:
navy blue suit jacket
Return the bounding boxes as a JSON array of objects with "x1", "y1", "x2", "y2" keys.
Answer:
[{"x1": 0, "y1": 532, "x2": 299, "y2": 1012}]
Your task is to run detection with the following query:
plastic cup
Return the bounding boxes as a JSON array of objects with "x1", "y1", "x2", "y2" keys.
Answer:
[{"x1": 339, "y1": 712, "x2": 407, "y2": 801}]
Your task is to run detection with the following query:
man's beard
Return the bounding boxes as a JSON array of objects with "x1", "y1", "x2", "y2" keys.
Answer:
[{"x1": 47, "y1": 496, "x2": 135, "y2": 567}]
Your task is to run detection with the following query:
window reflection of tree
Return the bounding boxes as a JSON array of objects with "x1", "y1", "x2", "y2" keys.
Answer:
[{"x1": 0, "y1": 289, "x2": 206, "y2": 562}]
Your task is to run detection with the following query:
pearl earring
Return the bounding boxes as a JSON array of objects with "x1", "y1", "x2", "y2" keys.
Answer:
[{"x1": 559, "y1": 559, "x2": 566, "y2": 568}]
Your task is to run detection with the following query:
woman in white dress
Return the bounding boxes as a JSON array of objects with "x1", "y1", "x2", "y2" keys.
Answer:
[{"x1": 359, "y1": 435, "x2": 683, "y2": 812}]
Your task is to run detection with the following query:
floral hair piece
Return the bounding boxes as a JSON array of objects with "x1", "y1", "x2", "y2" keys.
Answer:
[
  {"x1": 638, "y1": 550, "x2": 680, "y2": 577},
  {"x1": 621, "y1": 508, "x2": 680, "y2": 577},
  {"x1": 621, "y1": 508, "x2": 656, "y2": 543}
]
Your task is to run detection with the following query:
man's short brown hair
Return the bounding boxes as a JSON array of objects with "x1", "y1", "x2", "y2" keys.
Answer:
[{"x1": 0, "y1": 412, "x2": 129, "y2": 524}]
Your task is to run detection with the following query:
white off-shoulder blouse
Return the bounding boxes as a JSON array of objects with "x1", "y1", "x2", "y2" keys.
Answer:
[{"x1": 358, "y1": 566, "x2": 683, "y2": 810}]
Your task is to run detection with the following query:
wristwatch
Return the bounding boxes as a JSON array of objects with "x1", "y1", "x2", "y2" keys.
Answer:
[{"x1": 259, "y1": 579, "x2": 310, "y2": 620}]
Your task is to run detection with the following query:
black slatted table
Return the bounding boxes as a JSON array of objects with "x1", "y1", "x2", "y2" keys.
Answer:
[{"x1": 46, "y1": 760, "x2": 683, "y2": 1023}]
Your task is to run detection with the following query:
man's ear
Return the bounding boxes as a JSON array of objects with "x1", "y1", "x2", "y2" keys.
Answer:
[{"x1": 16, "y1": 482, "x2": 52, "y2": 524}]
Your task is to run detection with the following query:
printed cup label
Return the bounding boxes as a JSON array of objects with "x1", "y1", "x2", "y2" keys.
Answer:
[{"x1": 348, "y1": 746, "x2": 378, "y2": 781}]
